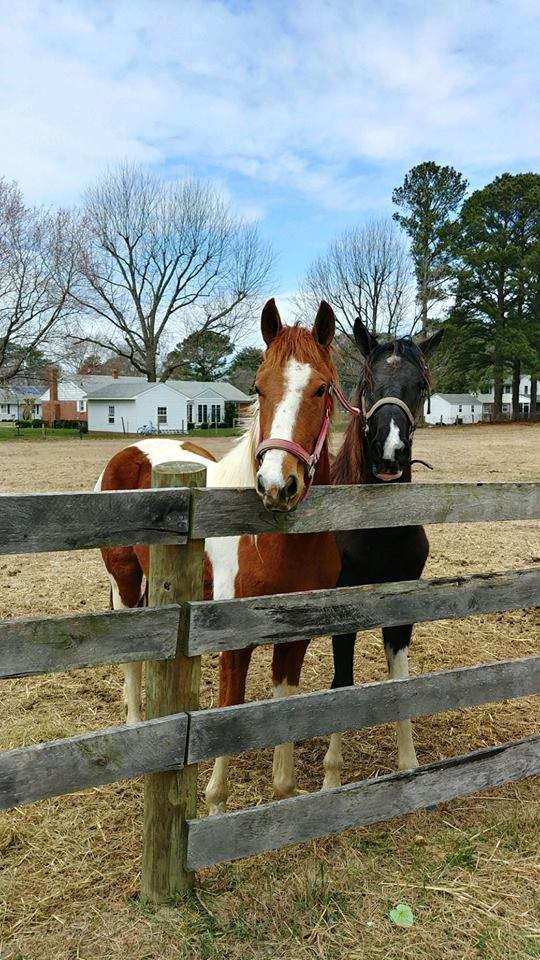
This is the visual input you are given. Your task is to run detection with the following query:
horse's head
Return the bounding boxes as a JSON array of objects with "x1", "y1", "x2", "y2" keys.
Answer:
[
  {"x1": 354, "y1": 318, "x2": 444, "y2": 482},
  {"x1": 254, "y1": 298, "x2": 336, "y2": 511}
]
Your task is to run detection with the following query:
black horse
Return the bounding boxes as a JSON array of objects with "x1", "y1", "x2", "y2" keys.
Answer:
[{"x1": 322, "y1": 317, "x2": 444, "y2": 788}]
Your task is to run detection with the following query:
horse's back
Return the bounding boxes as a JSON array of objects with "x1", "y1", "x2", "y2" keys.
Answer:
[{"x1": 96, "y1": 438, "x2": 216, "y2": 493}]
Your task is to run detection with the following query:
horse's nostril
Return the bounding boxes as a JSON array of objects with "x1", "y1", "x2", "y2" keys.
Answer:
[{"x1": 285, "y1": 475, "x2": 298, "y2": 499}]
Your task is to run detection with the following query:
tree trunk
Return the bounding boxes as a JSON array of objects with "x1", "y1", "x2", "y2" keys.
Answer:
[
  {"x1": 493, "y1": 364, "x2": 504, "y2": 420},
  {"x1": 511, "y1": 358, "x2": 521, "y2": 421},
  {"x1": 530, "y1": 378, "x2": 538, "y2": 421}
]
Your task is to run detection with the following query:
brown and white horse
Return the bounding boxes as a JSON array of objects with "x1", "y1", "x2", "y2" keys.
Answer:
[{"x1": 96, "y1": 299, "x2": 341, "y2": 812}]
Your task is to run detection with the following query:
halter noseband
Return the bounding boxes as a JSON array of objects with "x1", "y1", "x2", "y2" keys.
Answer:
[
  {"x1": 255, "y1": 382, "x2": 360, "y2": 500},
  {"x1": 361, "y1": 395, "x2": 417, "y2": 435}
]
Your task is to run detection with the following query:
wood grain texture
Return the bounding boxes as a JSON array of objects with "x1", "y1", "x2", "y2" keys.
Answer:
[
  {"x1": 187, "y1": 567, "x2": 540, "y2": 654},
  {"x1": 0, "y1": 488, "x2": 189, "y2": 554},
  {"x1": 142, "y1": 462, "x2": 206, "y2": 904},
  {"x1": 0, "y1": 605, "x2": 181, "y2": 678},
  {"x1": 0, "y1": 714, "x2": 188, "y2": 810},
  {"x1": 187, "y1": 656, "x2": 540, "y2": 762},
  {"x1": 187, "y1": 735, "x2": 540, "y2": 868},
  {"x1": 191, "y1": 481, "x2": 540, "y2": 538}
]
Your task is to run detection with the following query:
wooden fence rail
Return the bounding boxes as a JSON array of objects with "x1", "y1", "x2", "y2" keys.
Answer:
[
  {"x1": 0, "y1": 605, "x2": 180, "y2": 678},
  {"x1": 186, "y1": 567, "x2": 539, "y2": 654},
  {"x1": 186, "y1": 655, "x2": 540, "y2": 763},
  {"x1": 187, "y1": 735, "x2": 540, "y2": 868},
  {"x1": 0, "y1": 488, "x2": 189, "y2": 554},
  {"x1": 0, "y1": 481, "x2": 538, "y2": 554},
  {"x1": 191, "y1": 481, "x2": 540, "y2": 537}
]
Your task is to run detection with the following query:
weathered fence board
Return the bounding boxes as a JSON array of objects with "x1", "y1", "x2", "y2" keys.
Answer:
[
  {"x1": 0, "y1": 605, "x2": 181, "y2": 678},
  {"x1": 187, "y1": 735, "x2": 540, "y2": 868},
  {"x1": 0, "y1": 714, "x2": 188, "y2": 810},
  {"x1": 187, "y1": 656, "x2": 540, "y2": 762},
  {"x1": 191, "y1": 481, "x2": 540, "y2": 538},
  {"x1": 187, "y1": 567, "x2": 540, "y2": 654},
  {"x1": 0, "y1": 488, "x2": 189, "y2": 554}
]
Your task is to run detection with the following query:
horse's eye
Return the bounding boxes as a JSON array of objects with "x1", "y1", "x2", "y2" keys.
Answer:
[
  {"x1": 314, "y1": 385, "x2": 326, "y2": 397},
  {"x1": 254, "y1": 385, "x2": 262, "y2": 396}
]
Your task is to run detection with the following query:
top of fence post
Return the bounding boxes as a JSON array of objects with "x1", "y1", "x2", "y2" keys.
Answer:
[{"x1": 141, "y1": 459, "x2": 206, "y2": 905}]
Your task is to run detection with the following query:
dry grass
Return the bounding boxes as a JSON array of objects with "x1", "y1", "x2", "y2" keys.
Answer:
[{"x1": 0, "y1": 422, "x2": 539, "y2": 960}]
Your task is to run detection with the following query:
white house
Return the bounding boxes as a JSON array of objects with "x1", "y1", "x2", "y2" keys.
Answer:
[
  {"x1": 476, "y1": 374, "x2": 532, "y2": 418},
  {"x1": 424, "y1": 393, "x2": 483, "y2": 425},
  {"x1": 0, "y1": 384, "x2": 43, "y2": 421},
  {"x1": 86, "y1": 378, "x2": 250, "y2": 434}
]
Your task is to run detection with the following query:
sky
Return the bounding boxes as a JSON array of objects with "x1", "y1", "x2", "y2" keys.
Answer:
[{"x1": 1, "y1": 0, "x2": 539, "y2": 314}]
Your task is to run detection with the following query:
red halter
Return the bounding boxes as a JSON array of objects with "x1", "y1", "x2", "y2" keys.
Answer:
[{"x1": 255, "y1": 382, "x2": 360, "y2": 500}]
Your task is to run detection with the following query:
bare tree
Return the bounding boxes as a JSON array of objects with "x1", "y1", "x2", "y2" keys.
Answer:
[
  {"x1": 72, "y1": 165, "x2": 273, "y2": 381},
  {"x1": 295, "y1": 218, "x2": 413, "y2": 347},
  {"x1": 0, "y1": 178, "x2": 76, "y2": 380}
]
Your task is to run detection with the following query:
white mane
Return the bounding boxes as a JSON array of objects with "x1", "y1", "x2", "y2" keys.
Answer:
[{"x1": 207, "y1": 403, "x2": 259, "y2": 488}]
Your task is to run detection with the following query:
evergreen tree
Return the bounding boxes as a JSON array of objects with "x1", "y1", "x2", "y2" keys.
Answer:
[
  {"x1": 166, "y1": 330, "x2": 234, "y2": 381},
  {"x1": 445, "y1": 173, "x2": 540, "y2": 418},
  {"x1": 226, "y1": 346, "x2": 263, "y2": 393},
  {"x1": 393, "y1": 161, "x2": 468, "y2": 332}
]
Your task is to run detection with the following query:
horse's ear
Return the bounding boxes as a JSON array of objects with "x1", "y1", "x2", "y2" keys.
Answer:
[
  {"x1": 419, "y1": 328, "x2": 444, "y2": 357},
  {"x1": 261, "y1": 298, "x2": 283, "y2": 346},
  {"x1": 353, "y1": 317, "x2": 378, "y2": 357},
  {"x1": 312, "y1": 300, "x2": 335, "y2": 347}
]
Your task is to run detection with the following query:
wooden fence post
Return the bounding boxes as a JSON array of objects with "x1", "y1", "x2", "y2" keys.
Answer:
[{"x1": 141, "y1": 461, "x2": 206, "y2": 904}]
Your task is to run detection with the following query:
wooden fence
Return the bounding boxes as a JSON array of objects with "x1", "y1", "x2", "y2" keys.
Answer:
[{"x1": 0, "y1": 469, "x2": 539, "y2": 903}]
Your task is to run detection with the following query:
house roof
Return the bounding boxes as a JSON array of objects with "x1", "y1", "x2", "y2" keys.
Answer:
[
  {"x1": 85, "y1": 378, "x2": 251, "y2": 402},
  {"x1": 0, "y1": 384, "x2": 44, "y2": 402},
  {"x1": 433, "y1": 393, "x2": 480, "y2": 405}
]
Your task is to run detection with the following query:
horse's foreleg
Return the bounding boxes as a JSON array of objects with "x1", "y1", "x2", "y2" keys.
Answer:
[
  {"x1": 323, "y1": 632, "x2": 355, "y2": 789},
  {"x1": 107, "y1": 563, "x2": 145, "y2": 725},
  {"x1": 271, "y1": 640, "x2": 309, "y2": 800},
  {"x1": 383, "y1": 626, "x2": 418, "y2": 771},
  {"x1": 205, "y1": 647, "x2": 253, "y2": 815}
]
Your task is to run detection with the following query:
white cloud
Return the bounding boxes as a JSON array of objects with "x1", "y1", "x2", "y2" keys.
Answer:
[{"x1": 0, "y1": 0, "x2": 538, "y2": 209}]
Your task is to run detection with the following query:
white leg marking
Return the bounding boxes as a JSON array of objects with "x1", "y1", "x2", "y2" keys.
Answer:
[
  {"x1": 272, "y1": 682, "x2": 298, "y2": 799},
  {"x1": 382, "y1": 417, "x2": 404, "y2": 461},
  {"x1": 323, "y1": 732, "x2": 343, "y2": 789},
  {"x1": 110, "y1": 577, "x2": 143, "y2": 725},
  {"x1": 204, "y1": 536, "x2": 241, "y2": 815},
  {"x1": 257, "y1": 360, "x2": 312, "y2": 490},
  {"x1": 387, "y1": 646, "x2": 418, "y2": 770},
  {"x1": 205, "y1": 755, "x2": 230, "y2": 815}
]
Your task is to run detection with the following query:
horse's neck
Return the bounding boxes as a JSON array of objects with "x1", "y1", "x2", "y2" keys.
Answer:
[{"x1": 313, "y1": 446, "x2": 331, "y2": 485}]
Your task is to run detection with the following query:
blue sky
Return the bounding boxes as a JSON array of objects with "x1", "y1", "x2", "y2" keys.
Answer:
[{"x1": 1, "y1": 0, "x2": 539, "y2": 312}]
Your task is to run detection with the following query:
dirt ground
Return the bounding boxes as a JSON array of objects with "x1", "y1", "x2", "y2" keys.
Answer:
[{"x1": 0, "y1": 422, "x2": 538, "y2": 960}]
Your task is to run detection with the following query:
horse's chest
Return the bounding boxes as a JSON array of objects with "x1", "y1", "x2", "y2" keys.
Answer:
[{"x1": 204, "y1": 532, "x2": 340, "y2": 600}]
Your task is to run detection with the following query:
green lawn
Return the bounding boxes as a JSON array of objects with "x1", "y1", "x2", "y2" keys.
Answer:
[{"x1": 0, "y1": 425, "x2": 84, "y2": 440}]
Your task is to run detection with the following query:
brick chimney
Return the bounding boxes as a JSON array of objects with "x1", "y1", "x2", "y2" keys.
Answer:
[
  {"x1": 111, "y1": 367, "x2": 119, "y2": 380},
  {"x1": 47, "y1": 366, "x2": 60, "y2": 426}
]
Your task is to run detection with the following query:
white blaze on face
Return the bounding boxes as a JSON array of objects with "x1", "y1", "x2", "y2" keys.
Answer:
[
  {"x1": 382, "y1": 417, "x2": 404, "y2": 462},
  {"x1": 257, "y1": 359, "x2": 312, "y2": 490}
]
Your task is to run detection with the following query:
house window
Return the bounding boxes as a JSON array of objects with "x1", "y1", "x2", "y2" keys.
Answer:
[
  {"x1": 524, "y1": 385, "x2": 529, "y2": 395},
  {"x1": 458, "y1": 404, "x2": 462, "y2": 412},
  {"x1": 211, "y1": 403, "x2": 219, "y2": 423},
  {"x1": 108, "y1": 405, "x2": 115, "y2": 424},
  {"x1": 187, "y1": 403, "x2": 193, "y2": 422},
  {"x1": 471, "y1": 405, "x2": 474, "y2": 412},
  {"x1": 504, "y1": 383, "x2": 511, "y2": 393},
  {"x1": 78, "y1": 399, "x2": 86, "y2": 413},
  {"x1": 198, "y1": 403, "x2": 208, "y2": 423},
  {"x1": 157, "y1": 406, "x2": 167, "y2": 425}
]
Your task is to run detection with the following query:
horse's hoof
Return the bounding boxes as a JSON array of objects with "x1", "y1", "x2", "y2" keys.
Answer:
[
  {"x1": 207, "y1": 802, "x2": 226, "y2": 816},
  {"x1": 273, "y1": 782, "x2": 297, "y2": 800},
  {"x1": 398, "y1": 754, "x2": 419, "y2": 772},
  {"x1": 322, "y1": 775, "x2": 341, "y2": 790}
]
